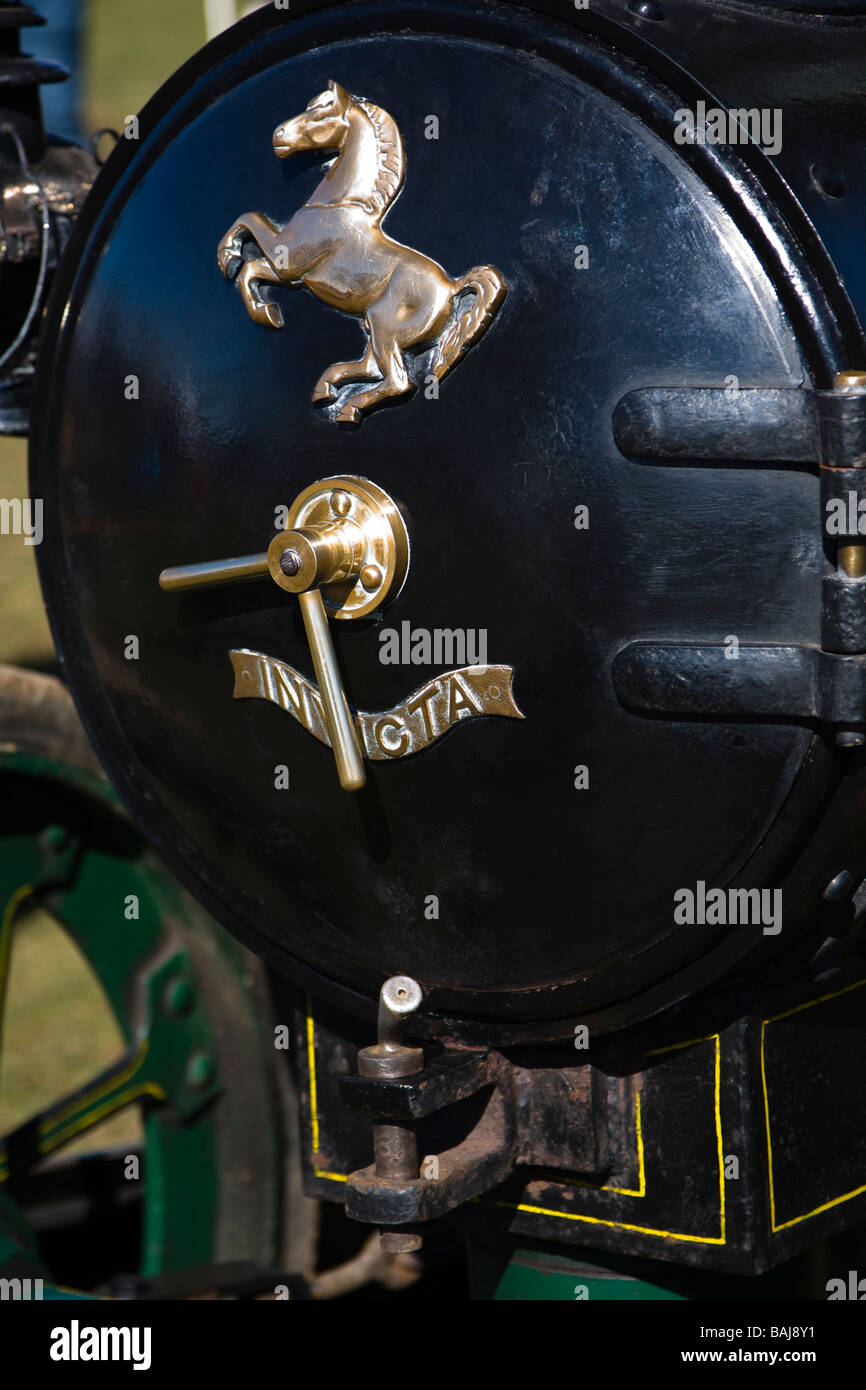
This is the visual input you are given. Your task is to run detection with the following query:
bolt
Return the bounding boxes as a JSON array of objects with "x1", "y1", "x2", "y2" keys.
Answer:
[
  {"x1": 185, "y1": 1051, "x2": 215, "y2": 1092},
  {"x1": 358, "y1": 977, "x2": 425, "y2": 1255},
  {"x1": 279, "y1": 547, "x2": 302, "y2": 577}
]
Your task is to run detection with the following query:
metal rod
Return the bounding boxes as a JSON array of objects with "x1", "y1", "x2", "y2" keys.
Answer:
[
  {"x1": 298, "y1": 588, "x2": 366, "y2": 791},
  {"x1": 158, "y1": 553, "x2": 269, "y2": 592},
  {"x1": 838, "y1": 544, "x2": 866, "y2": 579}
]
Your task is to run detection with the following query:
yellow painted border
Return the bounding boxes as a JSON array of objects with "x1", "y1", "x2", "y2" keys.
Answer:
[
  {"x1": 306, "y1": 998, "x2": 348, "y2": 1182},
  {"x1": 493, "y1": 1032, "x2": 726, "y2": 1245},
  {"x1": 761, "y1": 977, "x2": 866, "y2": 1233},
  {"x1": 604, "y1": 1089, "x2": 646, "y2": 1198},
  {"x1": 558, "y1": 1090, "x2": 646, "y2": 1198}
]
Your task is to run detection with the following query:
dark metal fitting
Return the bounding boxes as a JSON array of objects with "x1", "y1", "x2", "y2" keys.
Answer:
[
  {"x1": 612, "y1": 641, "x2": 866, "y2": 729},
  {"x1": 612, "y1": 385, "x2": 866, "y2": 472},
  {"x1": 358, "y1": 976, "x2": 426, "y2": 1252},
  {"x1": 344, "y1": 1048, "x2": 516, "y2": 1228},
  {"x1": 822, "y1": 573, "x2": 866, "y2": 653},
  {"x1": 820, "y1": 467, "x2": 866, "y2": 538},
  {"x1": 817, "y1": 389, "x2": 866, "y2": 471}
]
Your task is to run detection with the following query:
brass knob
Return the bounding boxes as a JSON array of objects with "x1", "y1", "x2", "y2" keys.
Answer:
[{"x1": 158, "y1": 476, "x2": 410, "y2": 791}]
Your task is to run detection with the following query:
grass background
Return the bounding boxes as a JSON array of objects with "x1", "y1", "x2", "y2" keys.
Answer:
[
  {"x1": 0, "y1": 0, "x2": 210, "y2": 669},
  {"x1": 0, "y1": 3, "x2": 214, "y2": 1157}
]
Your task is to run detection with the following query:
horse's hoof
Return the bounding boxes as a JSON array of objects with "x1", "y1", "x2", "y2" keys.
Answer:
[
  {"x1": 336, "y1": 403, "x2": 362, "y2": 426},
  {"x1": 218, "y1": 249, "x2": 241, "y2": 280},
  {"x1": 312, "y1": 380, "x2": 334, "y2": 404},
  {"x1": 264, "y1": 303, "x2": 284, "y2": 330}
]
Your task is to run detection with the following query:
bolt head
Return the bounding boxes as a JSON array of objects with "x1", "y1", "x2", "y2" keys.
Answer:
[
  {"x1": 279, "y1": 548, "x2": 302, "y2": 577},
  {"x1": 360, "y1": 564, "x2": 382, "y2": 592},
  {"x1": 330, "y1": 489, "x2": 352, "y2": 516}
]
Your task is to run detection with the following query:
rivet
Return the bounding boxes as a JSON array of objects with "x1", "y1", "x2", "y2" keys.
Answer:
[
  {"x1": 39, "y1": 825, "x2": 69, "y2": 853},
  {"x1": 164, "y1": 978, "x2": 195, "y2": 1018},
  {"x1": 185, "y1": 1051, "x2": 215, "y2": 1091},
  {"x1": 811, "y1": 164, "x2": 846, "y2": 200},
  {"x1": 835, "y1": 730, "x2": 865, "y2": 748},
  {"x1": 360, "y1": 564, "x2": 382, "y2": 591},
  {"x1": 628, "y1": 0, "x2": 664, "y2": 18},
  {"x1": 822, "y1": 869, "x2": 854, "y2": 902},
  {"x1": 330, "y1": 489, "x2": 351, "y2": 516}
]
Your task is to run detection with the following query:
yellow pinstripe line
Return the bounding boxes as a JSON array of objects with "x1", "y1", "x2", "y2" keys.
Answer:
[
  {"x1": 494, "y1": 1034, "x2": 726, "y2": 1245},
  {"x1": 560, "y1": 1091, "x2": 645, "y2": 1198},
  {"x1": 306, "y1": 997, "x2": 343, "y2": 1181},
  {"x1": 762, "y1": 977, "x2": 866, "y2": 1232}
]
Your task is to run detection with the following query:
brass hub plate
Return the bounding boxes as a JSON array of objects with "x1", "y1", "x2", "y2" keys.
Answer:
[{"x1": 284, "y1": 475, "x2": 410, "y2": 620}]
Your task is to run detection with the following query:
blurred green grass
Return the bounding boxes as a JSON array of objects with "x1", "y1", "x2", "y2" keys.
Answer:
[
  {"x1": 0, "y1": 0, "x2": 208, "y2": 669},
  {"x1": 0, "y1": 911, "x2": 142, "y2": 1154},
  {"x1": 86, "y1": 0, "x2": 207, "y2": 135}
]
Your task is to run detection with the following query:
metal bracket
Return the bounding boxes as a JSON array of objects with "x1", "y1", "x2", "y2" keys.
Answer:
[
  {"x1": 612, "y1": 381, "x2": 866, "y2": 744},
  {"x1": 340, "y1": 1047, "x2": 516, "y2": 1228},
  {"x1": 613, "y1": 642, "x2": 866, "y2": 728},
  {"x1": 612, "y1": 385, "x2": 866, "y2": 468}
]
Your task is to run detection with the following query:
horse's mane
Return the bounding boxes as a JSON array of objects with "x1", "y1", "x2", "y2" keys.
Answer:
[{"x1": 355, "y1": 99, "x2": 405, "y2": 219}]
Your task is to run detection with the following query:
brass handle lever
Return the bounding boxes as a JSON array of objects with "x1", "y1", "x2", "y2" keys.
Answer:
[
  {"x1": 297, "y1": 587, "x2": 365, "y2": 791},
  {"x1": 159, "y1": 553, "x2": 269, "y2": 592},
  {"x1": 158, "y1": 476, "x2": 410, "y2": 793}
]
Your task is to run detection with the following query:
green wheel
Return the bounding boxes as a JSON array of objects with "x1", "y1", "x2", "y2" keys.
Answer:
[{"x1": 0, "y1": 664, "x2": 301, "y2": 1294}]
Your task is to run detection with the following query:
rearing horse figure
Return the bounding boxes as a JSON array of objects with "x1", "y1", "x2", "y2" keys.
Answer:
[{"x1": 217, "y1": 81, "x2": 507, "y2": 424}]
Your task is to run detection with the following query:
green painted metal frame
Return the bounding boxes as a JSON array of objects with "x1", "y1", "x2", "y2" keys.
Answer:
[{"x1": 0, "y1": 744, "x2": 270, "y2": 1280}]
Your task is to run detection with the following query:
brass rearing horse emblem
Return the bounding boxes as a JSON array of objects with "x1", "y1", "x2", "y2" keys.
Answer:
[{"x1": 217, "y1": 81, "x2": 507, "y2": 424}]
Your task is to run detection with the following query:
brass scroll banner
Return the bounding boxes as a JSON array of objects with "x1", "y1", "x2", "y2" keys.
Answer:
[{"x1": 230, "y1": 650, "x2": 523, "y2": 760}]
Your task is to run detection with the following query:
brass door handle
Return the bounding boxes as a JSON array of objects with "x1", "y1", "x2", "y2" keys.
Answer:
[
  {"x1": 159, "y1": 476, "x2": 410, "y2": 792},
  {"x1": 294, "y1": 588, "x2": 364, "y2": 790}
]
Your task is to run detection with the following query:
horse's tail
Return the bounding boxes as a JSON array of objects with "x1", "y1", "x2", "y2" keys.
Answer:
[{"x1": 430, "y1": 266, "x2": 507, "y2": 380}]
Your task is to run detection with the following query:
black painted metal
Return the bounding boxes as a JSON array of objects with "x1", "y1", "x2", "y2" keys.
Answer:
[
  {"x1": 301, "y1": 965, "x2": 866, "y2": 1275},
  {"x1": 27, "y1": 0, "x2": 866, "y2": 1053},
  {"x1": 614, "y1": 387, "x2": 818, "y2": 462},
  {"x1": 612, "y1": 642, "x2": 866, "y2": 724}
]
